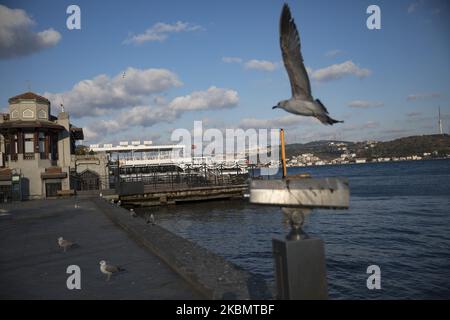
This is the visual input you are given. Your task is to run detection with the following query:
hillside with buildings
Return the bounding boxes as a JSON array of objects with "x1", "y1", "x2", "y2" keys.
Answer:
[
  {"x1": 354, "y1": 134, "x2": 450, "y2": 159},
  {"x1": 285, "y1": 134, "x2": 450, "y2": 167}
]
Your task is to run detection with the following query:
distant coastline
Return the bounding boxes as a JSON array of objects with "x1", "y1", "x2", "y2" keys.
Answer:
[
  {"x1": 281, "y1": 134, "x2": 450, "y2": 168},
  {"x1": 285, "y1": 156, "x2": 450, "y2": 169}
]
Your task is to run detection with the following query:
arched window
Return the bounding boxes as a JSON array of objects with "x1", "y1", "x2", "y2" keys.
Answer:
[
  {"x1": 10, "y1": 110, "x2": 18, "y2": 118},
  {"x1": 23, "y1": 109, "x2": 34, "y2": 118},
  {"x1": 38, "y1": 109, "x2": 47, "y2": 119},
  {"x1": 24, "y1": 133, "x2": 34, "y2": 153},
  {"x1": 39, "y1": 132, "x2": 46, "y2": 154}
]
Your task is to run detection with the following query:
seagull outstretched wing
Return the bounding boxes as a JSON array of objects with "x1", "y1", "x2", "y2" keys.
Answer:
[{"x1": 280, "y1": 4, "x2": 312, "y2": 100}]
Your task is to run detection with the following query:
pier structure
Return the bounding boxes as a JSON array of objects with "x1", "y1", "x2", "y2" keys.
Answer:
[
  {"x1": 86, "y1": 141, "x2": 250, "y2": 206},
  {"x1": 89, "y1": 141, "x2": 249, "y2": 177}
]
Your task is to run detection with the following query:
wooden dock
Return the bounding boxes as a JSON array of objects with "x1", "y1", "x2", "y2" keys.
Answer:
[{"x1": 118, "y1": 184, "x2": 248, "y2": 207}]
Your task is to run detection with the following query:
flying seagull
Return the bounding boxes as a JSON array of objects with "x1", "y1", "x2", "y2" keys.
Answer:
[
  {"x1": 273, "y1": 4, "x2": 343, "y2": 125},
  {"x1": 57, "y1": 237, "x2": 77, "y2": 252},
  {"x1": 99, "y1": 260, "x2": 125, "y2": 281}
]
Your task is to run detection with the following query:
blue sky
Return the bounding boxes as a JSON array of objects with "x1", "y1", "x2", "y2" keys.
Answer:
[{"x1": 0, "y1": 0, "x2": 449, "y2": 145}]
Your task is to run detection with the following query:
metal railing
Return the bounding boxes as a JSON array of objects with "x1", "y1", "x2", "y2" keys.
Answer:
[
  {"x1": 70, "y1": 173, "x2": 110, "y2": 191},
  {"x1": 23, "y1": 153, "x2": 35, "y2": 160},
  {"x1": 118, "y1": 165, "x2": 249, "y2": 191}
]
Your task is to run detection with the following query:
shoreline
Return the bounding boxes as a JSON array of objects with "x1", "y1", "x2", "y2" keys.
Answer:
[{"x1": 253, "y1": 157, "x2": 450, "y2": 171}]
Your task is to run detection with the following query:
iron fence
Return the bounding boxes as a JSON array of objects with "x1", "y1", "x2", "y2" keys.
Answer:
[{"x1": 118, "y1": 164, "x2": 249, "y2": 191}]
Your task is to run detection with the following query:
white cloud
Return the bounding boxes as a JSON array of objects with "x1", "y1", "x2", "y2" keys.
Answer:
[
  {"x1": 84, "y1": 120, "x2": 122, "y2": 141},
  {"x1": 222, "y1": 56, "x2": 243, "y2": 64},
  {"x1": 44, "y1": 67, "x2": 182, "y2": 118},
  {"x1": 342, "y1": 121, "x2": 380, "y2": 131},
  {"x1": 244, "y1": 59, "x2": 277, "y2": 72},
  {"x1": 222, "y1": 56, "x2": 278, "y2": 72},
  {"x1": 124, "y1": 21, "x2": 202, "y2": 44},
  {"x1": 84, "y1": 111, "x2": 167, "y2": 142},
  {"x1": 152, "y1": 95, "x2": 167, "y2": 105},
  {"x1": 0, "y1": 4, "x2": 61, "y2": 59},
  {"x1": 325, "y1": 49, "x2": 343, "y2": 58},
  {"x1": 406, "y1": 92, "x2": 441, "y2": 101},
  {"x1": 82, "y1": 127, "x2": 100, "y2": 141},
  {"x1": 238, "y1": 114, "x2": 314, "y2": 130},
  {"x1": 169, "y1": 86, "x2": 239, "y2": 111},
  {"x1": 119, "y1": 105, "x2": 176, "y2": 128},
  {"x1": 348, "y1": 100, "x2": 384, "y2": 108},
  {"x1": 311, "y1": 61, "x2": 371, "y2": 82},
  {"x1": 84, "y1": 86, "x2": 240, "y2": 140}
]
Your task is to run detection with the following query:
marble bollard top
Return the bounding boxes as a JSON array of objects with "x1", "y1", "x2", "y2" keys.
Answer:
[{"x1": 249, "y1": 177, "x2": 349, "y2": 209}]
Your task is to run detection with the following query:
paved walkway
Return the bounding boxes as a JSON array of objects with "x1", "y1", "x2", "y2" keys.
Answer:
[{"x1": 0, "y1": 198, "x2": 201, "y2": 299}]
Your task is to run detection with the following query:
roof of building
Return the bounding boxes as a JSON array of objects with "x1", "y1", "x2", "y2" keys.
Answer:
[
  {"x1": 0, "y1": 168, "x2": 12, "y2": 181},
  {"x1": 70, "y1": 127, "x2": 84, "y2": 140},
  {"x1": 41, "y1": 166, "x2": 67, "y2": 179},
  {"x1": 8, "y1": 92, "x2": 50, "y2": 104},
  {"x1": 0, "y1": 120, "x2": 65, "y2": 131}
]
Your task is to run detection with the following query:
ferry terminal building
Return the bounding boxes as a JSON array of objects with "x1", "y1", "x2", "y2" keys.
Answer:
[{"x1": 0, "y1": 92, "x2": 84, "y2": 200}]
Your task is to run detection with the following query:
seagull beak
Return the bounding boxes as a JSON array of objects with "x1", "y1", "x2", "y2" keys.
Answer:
[{"x1": 272, "y1": 106, "x2": 278, "y2": 109}]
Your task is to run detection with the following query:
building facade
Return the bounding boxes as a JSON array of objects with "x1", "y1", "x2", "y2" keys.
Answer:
[
  {"x1": 0, "y1": 92, "x2": 83, "y2": 200},
  {"x1": 71, "y1": 153, "x2": 110, "y2": 191}
]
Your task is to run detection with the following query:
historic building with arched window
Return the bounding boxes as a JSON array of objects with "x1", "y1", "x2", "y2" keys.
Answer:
[{"x1": 0, "y1": 92, "x2": 84, "y2": 200}]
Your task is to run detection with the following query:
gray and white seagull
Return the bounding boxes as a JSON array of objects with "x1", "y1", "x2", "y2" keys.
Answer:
[
  {"x1": 273, "y1": 4, "x2": 343, "y2": 125},
  {"x1": 99, "y1": 260, "x2": 125, "y2": 281},
  {"x1": 57, "y1": 237, "x2": 77, "y2": 252}
]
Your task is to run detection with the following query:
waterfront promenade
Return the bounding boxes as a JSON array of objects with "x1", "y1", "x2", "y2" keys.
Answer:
[{"x1": 0, "y1": 198, "x2": 201, "y2": 299}]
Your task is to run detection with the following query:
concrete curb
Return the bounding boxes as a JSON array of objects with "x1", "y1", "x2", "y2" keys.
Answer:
[{"x1": 92, "y1": 198, "x2": 272, "y2": 300}]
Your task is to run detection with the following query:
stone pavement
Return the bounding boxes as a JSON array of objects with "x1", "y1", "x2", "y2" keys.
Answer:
[
  {"x1": 0, "y1": 198, "x2": 201, "y2": 299},
  {"x1": 94, "y1": 198, "x2": 272, "y2": 300}
]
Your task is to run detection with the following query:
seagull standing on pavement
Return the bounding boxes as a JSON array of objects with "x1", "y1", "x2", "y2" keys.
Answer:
[
  {"x1": 99, "y1": 260, "x2": 125, "y2": 281},
  {"x1": 273, "y1": 4, "x2": 343, "y2": 125},
  {"x1": 147, "y1": 213, "x2": 156, "y2": 225},
  {"x1": 58, "y1": 237, "x2": 77, "y2": 252}
]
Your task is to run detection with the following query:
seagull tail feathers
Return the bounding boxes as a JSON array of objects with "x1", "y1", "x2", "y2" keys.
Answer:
[
  {"x1": 315, "y1": 99, "x2": 343, "y2": 125},
  {"x1": 316, "y1": 114, "x2": 344, "y2": 125}
]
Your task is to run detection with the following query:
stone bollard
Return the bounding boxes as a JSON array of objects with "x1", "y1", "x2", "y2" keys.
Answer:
[
  {"x1": 249, "y1": 177, "x2": 349, "y2": 300},
  {"x1": 273, "y1": 208, "x2": 327, "y2": 299}
]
